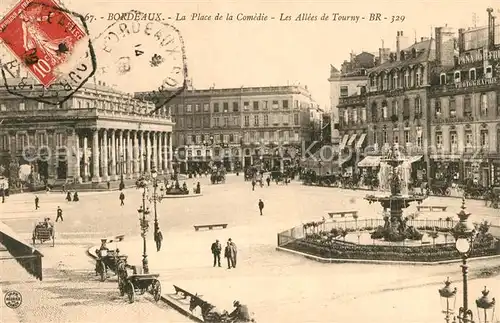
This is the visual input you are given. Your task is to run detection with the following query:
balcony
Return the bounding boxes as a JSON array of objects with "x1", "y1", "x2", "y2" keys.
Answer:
[
  {"x1": 338, "y1": 95, "x2": 366, "y2": 107},
  {"x1": 429, "y1": 77, "x2": 499, "y2": 96},
  {"x1": 432, "y1": 115, "x2": 474, "y2": 124}
]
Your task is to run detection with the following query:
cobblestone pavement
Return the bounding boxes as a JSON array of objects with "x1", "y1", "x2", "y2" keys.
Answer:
[{"x1": 2, "y1": 176, "x2": 500, "y2": 322}]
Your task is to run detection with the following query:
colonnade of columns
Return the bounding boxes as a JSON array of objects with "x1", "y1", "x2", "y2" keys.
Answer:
[{"x1": 74, "y1": 129, "x2": 173, "y2": 183}]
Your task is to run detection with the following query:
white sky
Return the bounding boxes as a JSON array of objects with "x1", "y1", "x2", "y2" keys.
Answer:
[{"x1": 1, "y1": 0, "x2": 497, "y2": 107}]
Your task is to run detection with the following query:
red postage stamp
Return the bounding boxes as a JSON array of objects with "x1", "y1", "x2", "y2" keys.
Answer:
[{"x1": 0, "y1": 0, "x2": 86, "y2": 86}]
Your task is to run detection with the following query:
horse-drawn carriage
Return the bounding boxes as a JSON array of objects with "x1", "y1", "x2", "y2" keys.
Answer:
[
  {"x1": 189, "y1": 293, "x2": 256, "y2": 323},
  {"x1": 211, "y1": 169, "x2": 226, "y2": 184},
  {"x1": 244, "y1": 168, "x2": 257, "y2": 181},
  {"x1": 429, "y1": 179, "x2": 452, "y2": 196},
  {"x1": 270, "y1": 170, "x2": 284, "y2": 183},
  {"x1": 117, "y1": 264, "x2": 162, "y2": 303},
  {"x1": 95, "y1": 249, "x2": 128, "y2": 282},
  {"x1": 32, "y1": 222, "x2": 55, "y2": 246}
]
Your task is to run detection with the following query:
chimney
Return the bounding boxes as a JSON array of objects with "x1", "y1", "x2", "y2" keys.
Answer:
[
  {"x1": 435, "y1": 26, "x2": 456, "y2": 67},
  {"x1": 378, "y1": 48, "x2": 391, "y2": 64},
  {"x1": 487, "y1": 8, "x2": 495, "y2": 50},
  {"x1": 458, "y1": 28, "x2": 465, "y2": 53},
  {"x1": 396, "y1": 31, "x2": 401, "y2": 60}
]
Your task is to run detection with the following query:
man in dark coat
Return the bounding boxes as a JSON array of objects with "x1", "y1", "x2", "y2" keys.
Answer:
[
  {"x1": 266, "y1": 176, "x2": 271, "y2": 186},
  {"x1": 55, "y1": 206, "x2": 63, "y2": 222},
  {"x1": 224, "y1": 242, "x2": 233, "y2": 269},
  {"x1": 119, "y1": 192, "x2": 125, "y2": 206},
  {"x1": 258, "y1": 199, "x2": 264, "y2": 215},
  {"x1": 154, "y1": 227, "x2": 163, "y2": 251},
  {"x1": 251, "y1": 180, "x2": 256, "y2": 191},
  {"x1": 211, "y1": 239, "x2": 222, "y2": 267},
  {"x1": 34, "y1": 195, "x2": 39, "y2": 209},
  {"x1": 229, "y1": 301, "x2": 252, "y2": 322}
]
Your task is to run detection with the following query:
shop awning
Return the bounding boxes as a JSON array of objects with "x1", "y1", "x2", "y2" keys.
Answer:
[
  {"x1": 356, "y1": 134, "x2": 366, "y2": 149},
  {"x1": 358, "y1": 156, "x2": 381, "y2": 168},
  {"x1": 338, "y1": 135, "x2": 349, "y2": 150},
  {"x1": 347, "y1": 134, "x2": 357, "y2": 146},
  {"x1": 0, "y1": 221, "x2": 43, "y2": 281}
]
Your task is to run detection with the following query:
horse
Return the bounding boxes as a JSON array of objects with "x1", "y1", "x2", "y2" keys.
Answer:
[{"x1": 189, "y1": 295, "x2": 230, "y2": 322}]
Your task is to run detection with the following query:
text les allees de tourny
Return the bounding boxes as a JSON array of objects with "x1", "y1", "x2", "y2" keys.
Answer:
[{"x1": 178, "y1": 12, "x2": 405, "y2": 23}]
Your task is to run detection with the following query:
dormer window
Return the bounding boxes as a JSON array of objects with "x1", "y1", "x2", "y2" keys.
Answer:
[
  {"x1": 485, "y1": 66, "x2": 493, "y2": 78},
  {"x1": 454, "y1": 71, "x2": 461, "y2": 83},
  {"x1": 440, "y1": 73, "x2": 446, "y2": 85},
  {"x1": 469, "y1": 68, "x2": 476, "y2": 80},
  {"x1": 404, "y1": 70, "x2": 409, "y2": 87},
  {"x1": 412, "y1": 48, "x2": 417, "y2": 58},
  {"x1": 400, "y1": 51, "x2": 405, "y2": 60}
]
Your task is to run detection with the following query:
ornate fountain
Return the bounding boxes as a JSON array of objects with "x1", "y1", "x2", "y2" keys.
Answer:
[{"x1": 365, "y1": 144, "x2": 427, "y2": 241}]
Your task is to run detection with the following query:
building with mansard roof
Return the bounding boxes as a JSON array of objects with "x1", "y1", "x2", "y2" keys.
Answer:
[{"x1": 0, "y1": 78, "x2": 174, "y2": 189}]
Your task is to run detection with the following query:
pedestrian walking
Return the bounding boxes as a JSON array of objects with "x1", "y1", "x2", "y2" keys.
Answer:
[
  {"x1": 224, "y1": 241, "x2": 233, "y2": 269},
  {"x1": 66, "y1": 191, "x2": 72, "y2": 202},
  {"x1": 73, "y1": 192, "x2": 79, "y2": 202},
  {"x1": 154, "y1": 227, "x2": 163, "y2": 251},
  {"x1": 55, "y1": 206, "x2": 63, "y2": 222},
  {"x1": 228, "y1": 238, "x2": 237, "y2": 268},
  {"x1": 62, "y1": 183, "x2": 66, "y2": 193},
  {"x1": 34, "y1": 195, "x2": 39, "y2": 210},
  {"x1": 258, "y1": 199, "x2": 264, "y2": 215},
  {"x1": 107, "y1": 181, "x2": 111, "y2": 190},
  {"x1": 266, "y1": 176, "x2": 271, "y2": 186},
  {"x1": 251, "y1": 180, "x2": 256, "y2": 191},
  {"x1": 211, "y1": 239, "x2": 222, "y2": 267},
  {"x1": 119, "y1": 192, "x2": 125, "y2": 206}
]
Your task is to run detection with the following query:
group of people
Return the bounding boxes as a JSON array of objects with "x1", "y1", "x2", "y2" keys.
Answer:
[
  {"x1": 65, "y1": 191, "x2": 79, "y2": 202},
  {"x1": 211, "y1": 238, "x2": 238, "y2": 269}
]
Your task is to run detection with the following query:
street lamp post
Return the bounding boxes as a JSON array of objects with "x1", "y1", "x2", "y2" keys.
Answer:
[
  {"x1": 136, "y1": 177, "x2": 150, "y2": 274},
  {"x1": 438, "y1": 198, "x2": 497, "y2": 323},
  {"x1": 119, "y1": 154, "x2": 125, "y2": 190},
  {"x1": 149, "y1": 166, "x2": 165, "y2": 236}
]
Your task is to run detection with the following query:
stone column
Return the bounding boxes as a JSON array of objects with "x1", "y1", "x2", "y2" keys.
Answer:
[
  {"x1": 83, "y1": 134, "x2": 89, "y2": 181},
  {"x1": 158, "y1": 132, "x2": 163, "y2": 174},
  {"x1": 110, "y1": 130, "x2": 117, "y2": 180},
  {"x1": 133, "y1": 131, "x2": 140, "y2": 176},
  {"x1": 74, "y1": 131, "x2": 82, "y2": 183},
  {"x1": 146, "y1": 132, "x2": 151, "y2": 173},
  {"x1": 102, "y1": 129, "x2": 109, "y2": 181},
  {"x1": 168, "y1": 132, "x2": 173, "y2": 173},
  {"x1": 139, "y1": 132, "x2": 145, "y2": 174},
  {"x1": 152, "y1": 132, "x2": 158, "y2": 170},
  {"x1": 117, "y1": 130, "x2": 124, "y2": 178},
  {"x1": 127, "y1": 131, "x2": 133, "y2": 179},
  {"x1": 92, "y1": 128, "x2": 101, "y2": 183},
  {"x1": 162, "y1": 132, "x2": 168, "y2": 173}
]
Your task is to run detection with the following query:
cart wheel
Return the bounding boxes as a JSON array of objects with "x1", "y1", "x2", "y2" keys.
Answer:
[
  {"x1": 127, "y1": 281, "x2": 135, "y2": 303},
  {"x1": 325, "y1": 179, "x2": 331, "y2": 186},
  {"x1": 152, "y1": 280, "x2": 161, "y2": 302},
  {"x1": 445, "y1": 188, "x2": 451, "y2": 196}
]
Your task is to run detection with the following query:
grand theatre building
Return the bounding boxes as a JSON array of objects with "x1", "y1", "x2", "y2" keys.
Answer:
[{"x1": 0, "y1": 79, "x2": 174, "y2": 187}]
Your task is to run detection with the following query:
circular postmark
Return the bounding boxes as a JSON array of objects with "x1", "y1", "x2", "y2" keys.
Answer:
[
  {"x1": 0, "y1": 0, "x2": 96, "y2": 105},
  {"x1": 4, "y1": 290, "x2": 22, "y2": 309},
  {"x1": 93, "y1": 10, "x2": 187, "y2": 113}
]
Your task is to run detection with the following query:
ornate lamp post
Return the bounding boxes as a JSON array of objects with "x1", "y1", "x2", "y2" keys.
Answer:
[
  {"x1": 475, "y1": 287, "x2": 496, "y2": 323},
  {"x1": 149, "y1": 166, "x2": 165, "y2": 236},
  {"x1": 119, "y1": 154, "x2": 125, "y2": 191},
  {"x1": 439, "y1": 277, "x2": 457, "y2": 323},
  {"x1": 136, "y1": 177, "x2": 150, "y2": 274}
]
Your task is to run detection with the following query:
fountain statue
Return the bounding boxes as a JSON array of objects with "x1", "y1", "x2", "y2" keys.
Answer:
[{"x1": 365, "y1": 144, "x2": 427, "y2": 241}]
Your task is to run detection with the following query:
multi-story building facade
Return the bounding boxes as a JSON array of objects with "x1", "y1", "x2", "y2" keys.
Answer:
[
  {"x1": 166, "y1": 85, "x2": 317, "y2": 173},
  {"x1": 429, "y1": 8, "x2": 500, "y2": 186},
  {"x1": 328, "y1": 52, "x2": 376, "y2": 144},
  {"x1": 0, "y1": 79, "x2": 174, "y2": 187}
]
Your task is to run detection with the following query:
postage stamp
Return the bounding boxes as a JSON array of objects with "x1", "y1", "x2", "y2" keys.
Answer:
[
  {"x1": 0, "y1": 0, "x2": 96, "y2": 105},
  {"x1": 93, "y1": 10, "x2": 187, "y2": 112}
]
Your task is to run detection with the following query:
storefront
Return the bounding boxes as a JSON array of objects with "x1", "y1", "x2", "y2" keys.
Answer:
[{"x1": 357, "y1": 156, "x2": 381, "y2": 187}]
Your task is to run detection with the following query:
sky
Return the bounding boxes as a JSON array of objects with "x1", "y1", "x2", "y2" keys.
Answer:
[{"x1": 0, "y1": 0, "x2": 498, "y2": 108}]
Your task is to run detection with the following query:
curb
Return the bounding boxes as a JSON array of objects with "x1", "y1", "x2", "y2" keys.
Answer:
[
  {"x1": 162, "y1": 193, "x2": 203, "y2": 199},
  {"x1": 276, "y1": 246, "x2": 500, "y2": 266},
  {"x1": 86, "y1": 245, "x2": 202, "y2": 323}
]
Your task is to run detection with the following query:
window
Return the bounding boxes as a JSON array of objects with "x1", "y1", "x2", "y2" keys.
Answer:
[
  {"x1": 0, "y1": 104, "x2": 5, "y2": 111},
  {"x1": 404, "y1": 70, "x2": 409, "y2": 87},
  {"x1": 0, "y1": 134, "x2": 8, "y2": 151},
  {"x1": 403, "y1": 98, "x2": 410, "y2": 119},
  {"x1": 371, "y1": 102, "x2": 378, "y2": 122},
  {"x1": 392, "y1": 74, "x2": 398, "y2": 89},
  {"x1": 36, "y1": 132, "x2": 47, "y2": 146},
  {"x1": 440, "y1": 73, "x2": 446, "y2": 85},
  {"x1": 294, "y1": 100, "x2": 299, "y2": 109},
  {"x1": 213, "y1": 103, "x2": 219, "y2": 113},
  {"x1": 224, "y1": 117, "x2": 229, "y2": 127},
  {"x1": 223, "y1": 135, "x2": 229, "y2": 143},
  {"x1": 392, "y1": 100, "x2": 399, "y2": 116},
  {"x1": 370, "y1": 77, "x2": 375, "y2": 87},
  {"x1": 465, "y1": 131, "x2": 473, "y2": 148},
  {"x1": 283, "y1": 114, "x2": 289, "y2": 124},
  {"x1": 272, "y1": 101, "x2": 279, "y2": 109},
  {"x1": 464, "y1": 97, "x2": 472, "y2": 117},
  {"x1": 243, "y1": 102, "x2": 249, "y2": 110},
  {"x1": 344, "y1": 109, "x2": 349, "y2": 124},
  {"x1": 416, "y1": 127, "x2": 423, "y2": 147},
  {"x1": 203, "y1": 103, "x2": 209, "y2": 112},
  {"x1": 382, "y1": 101, "x2": 388, "y2": 119},
  {"x1": 186, "y1": 104, "x2": 192, "y2": 112},
  {"x1": 254, "y1": 115, "x2": 259, "y2": 126},
  {"x1": 253, "y1": 101, "x2": 259, "y2": 110},
  {"x1": 435, "y1": 100, "x2": 442, "y2": 116},
  {"x1": 19, "y1": 102, "x2": 25, "y2": 111},
  {"x1": 485, "y1": 66, "x2": 493, "y2": 78},
  {"x1": 361, "y1": 108, "x2": 366, "y2": 122},
  {"x1": 340, "y1": 86, "x2": 348, "y2": 98},
  {"x1": 416, "y1": 69, "x2": 421, "y2": 86},
  {"x1": 213, "y1": 117, "x2": 220, "y2": 127},
  {"x1": 233, "y1": 102, "x2": 239, "y2": 112},
  {"x1": 352, "y1": 109, "x2": 358, "y2": 123},
  {"x1": 244, "y1": 116, "x2": 250, "y2": 127},
  {"x1": 415, "y1": 97, "x2": 422, "y2": 116},
  {"x1": 382, "y1": 130, "x2": 388, "y2": 144},
  {"x1": 282, "y1": 100, "x2": 289, "y2": 109},
  {"x1": 293, "y1": 113, "x2": 299, "y2": 125},
  {"x1": 436, "y1": 131, "x2": 443, "y2": 147},
  {"x1": 187, "y1": 117, "x2": 193, "y2": 128},
  {"x1": 195, "y1": 135, "x2": 201, "y2": 144},
  {"x1": 373, "y1": 132, "x2": 378, "y2": 146},
  {"x1": 229, "y1": 134, "x2": 234, "y2": 142},
  {"x1": 195, "y1": 104, "x2": 200, "y2": 112},
  {"x1": 203, "y1": 116, "x2": 210, "y2": 127},
  {"x1": 223, "y1": 102, "x2": 229, "y2": 112},
  {"x1": 264, "y1": 115, "x2": 269, "y2": 126},
  {"x1": 16, "y1": 133, "x2": 27, "y2": 150},
  {"x1": 449, "y1": 97, "x2": 456, "y2": 117},
  {"x1": 232, "y1": 117, "x2": 239, "y2": 126},
  {"x1": 393, "y1": 131, "x2": 399, "y2": 144},
  {"x1": 263, "y1": 101, "x2": 268, "y2": 110},
  {"x1": 480, "y1": 93, "x2": 488, "y2": 116},
  {"x1": 38, "y1": 102, "x2": 44, "y2": 110},
  {"x1": 454, "y1": 71, "x2": 461, "y2": 83},
  {"x1": 450, "y1": 131, "x2": 458, "y2": 150},
  {"x1": 481, "y1": 130, "x2": 489, "y2": 147},
  {"x1": 469, "y1": 68, "x2": 476, "y2": 80},
  {"x1": 404, "y1": 130, "x2": 410, "y2": 144}
]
